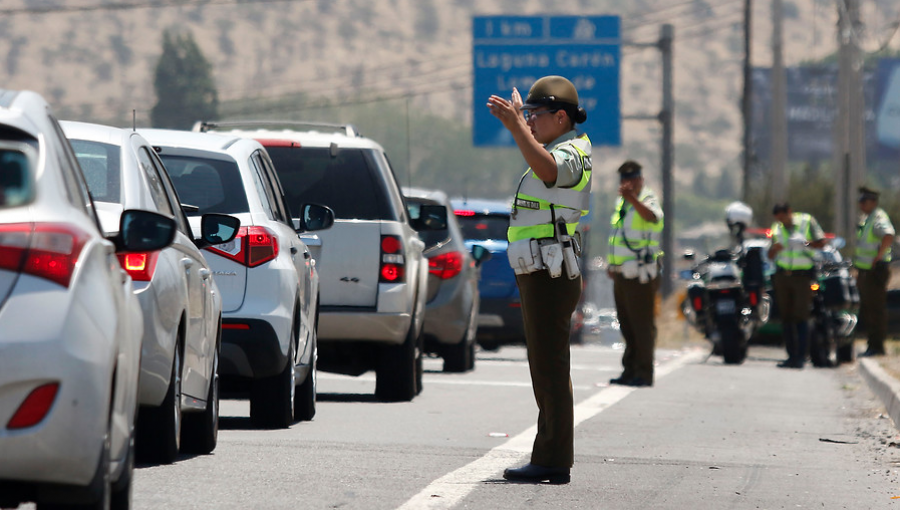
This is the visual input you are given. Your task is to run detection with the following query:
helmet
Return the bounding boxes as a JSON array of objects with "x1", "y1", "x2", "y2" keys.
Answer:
[
  {"x1": 725, "y1": 201, "x2": 753, "y2": 227},
  {"x1": 522, "y1": 76, "x2": 579, "y2": 110}
]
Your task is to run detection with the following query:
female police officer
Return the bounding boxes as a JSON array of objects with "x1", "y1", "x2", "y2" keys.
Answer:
[{"x1": 487, "y1": 75, "x2": 591, "y2": 484}]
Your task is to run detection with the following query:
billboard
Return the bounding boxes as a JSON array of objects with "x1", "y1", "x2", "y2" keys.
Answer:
[
  {"x1": 750, "y1": 60, "x2": 900, "y2": 164},
  {"x1": 472, "y1": 15, "x2": 621, "y2": 147}
]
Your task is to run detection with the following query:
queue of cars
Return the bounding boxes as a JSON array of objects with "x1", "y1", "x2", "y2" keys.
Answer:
[{"x1": 0, "y1": 90, "x2": 510, "y2": 509}]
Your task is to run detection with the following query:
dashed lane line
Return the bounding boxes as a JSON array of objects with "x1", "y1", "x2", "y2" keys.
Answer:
[{"x1": 395, "y1": 348, "x2": 706, "y2": 510}]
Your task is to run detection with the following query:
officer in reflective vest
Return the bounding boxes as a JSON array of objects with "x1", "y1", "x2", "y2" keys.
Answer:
[
  {"x1": 487, "y1": 75, "x2": 591, "y2": 484},
  {"x1": 607, "y1": 160, "x2": 663, "y2": 388},
  {"x1": 767, "y1": 203, "x2": 826, "y2": 368},
  {"x1": 854, "y1": 187, "x2": 895, "y2": 356}
]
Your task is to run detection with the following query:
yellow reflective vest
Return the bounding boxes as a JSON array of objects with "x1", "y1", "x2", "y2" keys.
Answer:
[
  {"x1": 507, "y1": 133, "x2": 592, "y2": 243},
  {"x1": 607, "y1": 187, "x2": 664, "y2": 266},
  {"x1": 771, "y1": 212, "x2": 817, "y2": 271},
  {"x1": 854, "y1": 207, "x2": 893, "y2": 270}
]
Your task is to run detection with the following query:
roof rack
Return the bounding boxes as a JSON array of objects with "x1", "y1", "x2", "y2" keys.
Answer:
[{"x1": 192, "y1": 120, "x2": 360, "y2": 138}]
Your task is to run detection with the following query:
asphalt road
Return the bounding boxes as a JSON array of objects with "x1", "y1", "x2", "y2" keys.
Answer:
[{"x1": 17, "y1": 341, "x2": 900, "y2": 509}]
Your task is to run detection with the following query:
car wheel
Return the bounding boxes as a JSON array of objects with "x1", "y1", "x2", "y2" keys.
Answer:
[
  {"x1": 375, "y1": 315, "x2": 418, "y2": 402},
  {"x1": 250, "y1": 339, "x2": 295, "y2": 429},
  {"x1": 443, "y1": 333, "x2": 471, "y2": 373},
  {"x1": 110, "y1": 432, "x2": 134, "y2": 510},
  {"x1": 295, "y1": 323, "x2": 317, "y2": 421},
  {"x1": 40, "y1": 425, "x2": 112, "y2": 510},
  {"x1": 181, "y1": 348, "x2": 219, "y2": 454},
  {"x1": 136, "y1": 345, "x2": 182, "y2": 464},
  {"x1": 466, "y1": 341, "x2": 476, "y2": 371}
]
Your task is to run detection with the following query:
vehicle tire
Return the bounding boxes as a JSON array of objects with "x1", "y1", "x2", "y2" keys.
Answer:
[
  {"x1": 836, "y1": 340, "x2": 855, "y2": 364},
  {"x1": 466, "y1": 341, "x2": 476, "y2": 371},
  {"x1": 294, "y1": 344, "x2": 316, "y2": 422},
  {"x1": 110, "y1": 432, "x2": 134, "y2": 510},
  {"x1": 375, "y1": 317, "x2": 418, "y2": 402},
  {"x1": 478, "y1": 339, "x2": 501, "y2": 352},
  {"x1": 250, "y1": 339, "x2": 295, "y2": 429},
  {"x1": 442, "y1": 336, "x2": 471, "y2": 373},
  {"x1": 40, "y1": 427, "x2": 112, "y2": 510},
  {"x1": 181, "y1": 348, "x2": 218, "y2": 454},
  {"x1": 136, "y1": 346, "x2": 181, "y2": 464},
  {"x1": 720, "y1": 319, "x2": 747, "y2": 365},
  {"x1": 415, "y1": 329, "x2": 424, "y2": 395},
  {"x1": 809, "y1": 318, "x2": 834, "y2": 368}
]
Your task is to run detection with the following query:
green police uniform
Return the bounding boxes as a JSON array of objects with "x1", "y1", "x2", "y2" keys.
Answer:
[
  {"x1": 508, "y1": 129, "x2": 591, "y2": 469},
  {"x1": 608, "y1": 175, "x2": 663, "y2": 385},
  {"x1": 854, "y1": 199, "x2": 894, "y2": 354},
  {"x1": 770, "y1": 211, "x2": 825, "y2": 367}
]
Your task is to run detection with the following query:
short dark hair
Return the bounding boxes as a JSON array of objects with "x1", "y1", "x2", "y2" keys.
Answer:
[
  {"x1": 618, "y1": 160, "x2": 642, "y2": 179},
  {"x1": 772, "y1": 202, "x2": 791, "y2": 215}
]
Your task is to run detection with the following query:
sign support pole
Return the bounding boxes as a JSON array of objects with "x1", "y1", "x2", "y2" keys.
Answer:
[{"x1": 622, "y1": 24, "x2": 675, "y2": 298}]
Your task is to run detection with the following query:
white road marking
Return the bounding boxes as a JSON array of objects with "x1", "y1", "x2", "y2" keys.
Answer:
[{"x1": 396, "y1": 348, "x2": 705, "y2": 510}]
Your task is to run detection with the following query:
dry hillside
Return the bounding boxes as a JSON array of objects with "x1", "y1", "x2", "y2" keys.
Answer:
[{"x1": 1, "y1": 0, "x2": 899, "y2": 189}]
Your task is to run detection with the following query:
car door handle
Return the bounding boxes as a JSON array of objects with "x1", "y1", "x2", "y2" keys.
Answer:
[
  {"x1": 181, "y1": 258, "x2": 194, "y2": 270},
  {"x1": 199, "y1": 268, "x2": 211, "y2": 280}
]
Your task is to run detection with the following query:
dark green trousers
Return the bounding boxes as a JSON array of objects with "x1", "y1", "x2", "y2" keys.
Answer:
[
  {"x1": 613, "y1": 273, "x2": 659, "y2": 382},
  {"x1": 858, "y1": 262, "x2": 891, "y2": 351},
  {"x1": 516, "y1": 269, "x2": 581, "y2": 469}
]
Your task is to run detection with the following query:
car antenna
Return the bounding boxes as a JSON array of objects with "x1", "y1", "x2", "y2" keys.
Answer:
[{"x1": 132, "y1": 109, "x2": 136, "y2": 132}]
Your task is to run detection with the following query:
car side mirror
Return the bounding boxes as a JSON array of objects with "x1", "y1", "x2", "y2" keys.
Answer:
[
  {"x1": 471, "y1": 244, "x2": 492, "y2": 266},
  {"x1": 195, "y1": 213, "x2": 241, "y2": 249},
  {"x1": 0, "y1": 142, "x2": 37, "y2": 209},
  {"x1": 683, "y1": 250, "x2": 695, "y2": 260},
  {"x1": 114, "y1": 209, "x2": 176, "y2": 253},
  {"x1": 297, "y1": 203, "x2": 335, "y2": 233}
]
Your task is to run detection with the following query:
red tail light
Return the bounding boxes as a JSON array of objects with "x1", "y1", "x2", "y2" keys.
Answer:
[
  {"x1": 379, "y1": 235, "x2": 405, "y2": 283},
  {"x1": 454, "y1": 209, "x2": 476, "y2": 217},
  {"x1": 117, "y1": 251, "x2": 161, "y2": 282},
  {"x1": 7, "y1": 382, "x2": 60, "y2": 430},
  {"x1": 748, "y1": 290, "x2": 759, "y2": 306},
  {"x1": 207, "y1": 226, "x2": 279, "y2": 268},
  {"x1": 692, "y1": 296, "x2": 703, "y2": 311},
  {"x1": 0, "y1": 223, "x2": 89, "y2": 288},
  {"x1": 429, "y1": 251, "x2": 463, "y2": 280}
]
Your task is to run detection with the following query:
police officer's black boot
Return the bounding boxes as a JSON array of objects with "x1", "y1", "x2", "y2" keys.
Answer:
[
  {"x1": 793, "y1": 321, "x2": 809, "y2": 369},
  {"x1": 777, "y1": 322, "x2": 796, "y2": 368}
]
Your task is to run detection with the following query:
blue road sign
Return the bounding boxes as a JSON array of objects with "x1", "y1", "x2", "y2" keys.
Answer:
[{"x1": 473, "y1": 15, "x2": 621, "y2": 147}]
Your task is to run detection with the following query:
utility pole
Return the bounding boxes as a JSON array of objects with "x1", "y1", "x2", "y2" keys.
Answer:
[
  {"x1": 741, "y1": 0, "x2": 753, "y2": 203},
  {"x1": 834, "y1": 0, "x2": 866, "y2": 245},
  {"x1": 621, "y1": 24, "x2": 675, "y2": 298},
  {"x1": 660, "y1": 24, "x2": 674, "y2": 299},
  {"x1": 770, "y1": 0, "x2": 788, "y2": 202}
]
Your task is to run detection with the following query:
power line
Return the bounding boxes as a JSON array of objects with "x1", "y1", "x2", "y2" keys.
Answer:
[{"x1": 0, "y1": 0, "x2": 312, "y2": 16}]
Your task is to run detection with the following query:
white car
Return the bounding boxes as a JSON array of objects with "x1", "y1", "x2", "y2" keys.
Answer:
[
  {"x1": 140, "y1": 128, "x2": 333, "y2": 429},
  {"x1": 62, "y1": 121, "x2": 240, "y2": 464},
  {"x1": 0, "y1": 90, "x2": 175, "y2": 508},
  {"x1": 196, "y1": 121, "x2": 429, "y2": 402}
]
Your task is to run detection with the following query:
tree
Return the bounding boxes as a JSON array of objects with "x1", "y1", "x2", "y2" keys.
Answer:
[{"x1": 151, "y1": 30, "x2": 218, "y2": 129}]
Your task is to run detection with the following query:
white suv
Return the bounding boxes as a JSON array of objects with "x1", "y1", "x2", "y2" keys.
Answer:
[
  {"x1": 196, "y1": 121, "x2": 428, "y2": 402},
  {"x1": 140, "y1": 129, "x2": 334, "y2": 428}
]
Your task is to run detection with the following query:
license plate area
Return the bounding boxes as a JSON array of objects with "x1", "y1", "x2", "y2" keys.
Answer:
[{"x1": 716, "y1": 299, "x2": 736, "y2": 315}]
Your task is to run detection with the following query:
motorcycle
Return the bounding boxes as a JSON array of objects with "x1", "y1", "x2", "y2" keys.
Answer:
[
  {"x1": 681, "y1": 244, "x2": 771, "y2": 364},
  {"x1": 808, "y1": 248, "x2": 859, "y2": 367}
]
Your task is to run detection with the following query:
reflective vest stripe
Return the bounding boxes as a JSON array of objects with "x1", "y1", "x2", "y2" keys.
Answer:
[
  {"x1": 607, "y1": 189, "x2": 663, "y2": 265},
  {"x1": 508, "y1": 134, "x2": 592, "y2": 243},
  {"x1": 855, "y1": 208, "x2": 893, "y2": 269},
  {"x1": 772, "y1": 213, "x2": 815, "y2": 270}
]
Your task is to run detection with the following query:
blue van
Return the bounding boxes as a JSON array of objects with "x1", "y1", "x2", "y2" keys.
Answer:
[{"x1": 451, "y1": 198, "x2": 524, "y2": 350}]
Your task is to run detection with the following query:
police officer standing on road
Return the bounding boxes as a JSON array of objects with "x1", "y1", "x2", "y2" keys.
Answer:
[
  {"x1": 855, "y1": 187, "x2": 895, "y2": 357},
  {"x1": 768, "y1": 203, "x2": 827, "y2": 368},
  {"x1": 486, "y1": 75, "x2": 591, "y2": 485},
  {"x1": 607, "y1": 160, "x2": 664, "y2": 387}
]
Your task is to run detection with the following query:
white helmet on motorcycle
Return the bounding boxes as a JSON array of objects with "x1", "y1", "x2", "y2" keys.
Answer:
[{"x1": 725, "y1": 201, "x2": 753, "y2": 227}]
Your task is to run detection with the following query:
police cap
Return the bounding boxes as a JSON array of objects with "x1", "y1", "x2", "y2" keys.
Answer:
[
  {"x1": 858, "y1": 186, "x2": 880, "y2": 202},
  {"x1": 521, "y1": 76, "x2": 580, "y2": 110},
  {"x1": 618, "y1": 160, "x2": 642, "y2": 180}
]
